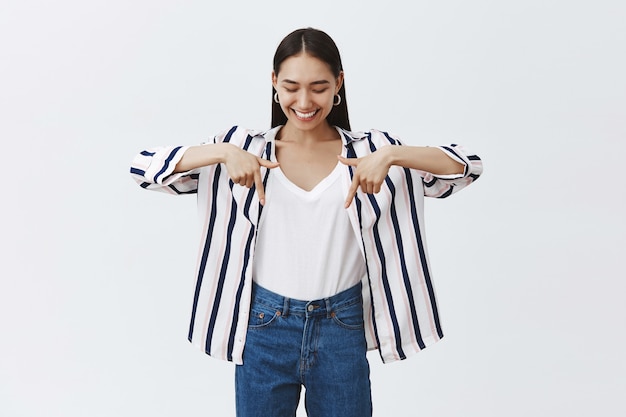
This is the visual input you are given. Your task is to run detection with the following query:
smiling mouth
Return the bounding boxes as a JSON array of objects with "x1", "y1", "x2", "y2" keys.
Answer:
[{"x1": 292, "y1": 109, "x2": 319, "y2": 120}]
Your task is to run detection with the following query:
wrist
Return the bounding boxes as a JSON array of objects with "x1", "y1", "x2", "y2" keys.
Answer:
[
  {"x1": 383, "y1": 145, "x2": 401, "y2": 166},
  {"x1": 215, "y1": 142, "x2": 236, "y2": 164}
]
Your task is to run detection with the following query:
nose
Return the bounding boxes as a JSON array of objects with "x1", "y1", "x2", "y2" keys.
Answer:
[{"x1": 296, "y1": 90, "x2": 312, "y2": 108}]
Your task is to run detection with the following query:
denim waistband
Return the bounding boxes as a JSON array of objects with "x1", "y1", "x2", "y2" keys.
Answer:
[{"x1": 251, "y1": 282, "x2": 363, "y2": 318}]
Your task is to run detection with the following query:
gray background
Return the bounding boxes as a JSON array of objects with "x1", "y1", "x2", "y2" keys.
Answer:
[{"x1": 1, "y1": 0, "x2": 625, "y2": 416}]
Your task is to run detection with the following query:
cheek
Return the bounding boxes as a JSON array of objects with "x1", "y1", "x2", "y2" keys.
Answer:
[
  {"x1": 281, "y1": 100, "x2": 294, "y2": 113},
  {"x1": 277, "y1": 95, "x2": 291, "y2": 110},
  {"x1": 321, "y1": 94, "x2": 336, "y2": 110}
]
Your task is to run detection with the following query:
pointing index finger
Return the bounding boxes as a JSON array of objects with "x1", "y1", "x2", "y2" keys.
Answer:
[
  {"x1": 345, "y1": 175, "x2": 360, "y2": 208},
  {"x1": 254, "y1": 169, "x2": 266, "y2": 206}
]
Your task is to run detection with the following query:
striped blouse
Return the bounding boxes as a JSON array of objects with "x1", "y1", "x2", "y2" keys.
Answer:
[{"x1": 130, "y1": 125, "x2": 483, "y2": 364}]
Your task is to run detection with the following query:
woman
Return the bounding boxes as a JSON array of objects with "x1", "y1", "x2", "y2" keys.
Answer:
[{"x1": 131, "y1": 27, "x2": 482, "y2": 417}]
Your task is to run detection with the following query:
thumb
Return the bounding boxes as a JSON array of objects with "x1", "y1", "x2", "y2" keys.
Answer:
[
  {"x1": 338, "y1": 155, "x2": 359, "y2": 166},
  {"x1": 257, "y1": 157, "x2": 280, "y2": 168}
]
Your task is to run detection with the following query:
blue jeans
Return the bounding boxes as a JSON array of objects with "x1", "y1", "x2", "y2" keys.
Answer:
[{"x1": 235, "y1": 282, "x2": 372, "y2": 417}]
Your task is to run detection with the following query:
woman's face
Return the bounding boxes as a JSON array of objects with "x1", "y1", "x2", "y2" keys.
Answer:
[{"x1": 272, "y1": 53, "x2": 343, "y2": 132}]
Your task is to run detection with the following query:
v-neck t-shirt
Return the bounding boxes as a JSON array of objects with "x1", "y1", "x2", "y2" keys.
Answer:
[{"x1": 252, "y1": 162, "x2": 366, "y2": 300}]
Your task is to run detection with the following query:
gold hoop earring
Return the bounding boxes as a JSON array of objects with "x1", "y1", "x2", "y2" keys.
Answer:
[
  {"x1": 333, "y1": 94, "x2": 341, "y2": 106},
  {"x1": 274, "y1": 92, "x2": 280, "y2": 104}
]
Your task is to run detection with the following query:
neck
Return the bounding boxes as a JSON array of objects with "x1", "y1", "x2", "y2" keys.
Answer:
[{"x1": 278, "y1": 122, "x2": 339, "y2": 144}]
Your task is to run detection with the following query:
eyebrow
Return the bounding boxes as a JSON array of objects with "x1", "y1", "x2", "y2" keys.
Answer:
[{"x1": 281, "y1": 79, "x2": 331, "y2": 86}]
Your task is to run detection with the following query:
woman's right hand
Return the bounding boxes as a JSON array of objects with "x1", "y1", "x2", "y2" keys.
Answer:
[
  {"x1": 174, "y1": 143, "x2": 279, "y2": 205},
  {"x1": 222, "y1": 144, "x2": 279, "y2": 205}
]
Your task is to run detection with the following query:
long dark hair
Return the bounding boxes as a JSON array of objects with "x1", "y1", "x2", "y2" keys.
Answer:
[{"x1": 271, "y1": 28, "x2": 351, "y2": 131}]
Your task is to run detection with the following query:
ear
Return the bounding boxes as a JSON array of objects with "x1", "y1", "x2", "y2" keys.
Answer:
[
  {"x1": 335, "y1": 71, "x2": 344, "y2": 94},
  {"x1": 272, "y1": 71, "x2": 278, "y2": 90}
]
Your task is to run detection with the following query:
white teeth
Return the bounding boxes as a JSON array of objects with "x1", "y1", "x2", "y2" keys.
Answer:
[{"x1": 294, "y1": 109, "x2": 317, "y2": 119}]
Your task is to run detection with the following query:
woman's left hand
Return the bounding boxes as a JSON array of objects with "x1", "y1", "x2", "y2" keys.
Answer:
[{"x1": 338, "y1": 147, "x2": 394, "y2": 208}]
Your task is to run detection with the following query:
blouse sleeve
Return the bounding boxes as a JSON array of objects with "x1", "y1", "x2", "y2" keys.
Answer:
[
  {"x1": 420, "y1": 144, "x2": 483, "y2": 198},
  {"x1": 129, "y1": 145, "x2": 198, "y2": 195}
]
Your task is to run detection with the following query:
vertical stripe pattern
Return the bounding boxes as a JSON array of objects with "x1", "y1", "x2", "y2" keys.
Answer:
[{"x1": 130, "y1": 125, "x2": 483, "y2": 364}]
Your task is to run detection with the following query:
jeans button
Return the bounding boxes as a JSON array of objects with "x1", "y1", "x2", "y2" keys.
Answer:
[{"x1": 307, "y1": 305, "x2": 314, "y2": 312}]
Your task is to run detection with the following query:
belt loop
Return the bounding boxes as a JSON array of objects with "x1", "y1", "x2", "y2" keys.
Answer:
[
  {"x1": 325, "y1": 298, "x2": 332, "y2": 318},
  {"x1": 283, "y1": 296, "x2": 290, "y2": 317}
]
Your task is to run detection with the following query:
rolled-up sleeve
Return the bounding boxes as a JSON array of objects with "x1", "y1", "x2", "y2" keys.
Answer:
[
  {"x1": 421, "y1": 144, "x2": 483, "y2": 198},
  {"x1": 130, "y1": 145, "x2": 198, "y2": 195}
]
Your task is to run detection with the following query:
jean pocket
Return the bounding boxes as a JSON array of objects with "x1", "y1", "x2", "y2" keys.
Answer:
[
  {"x1": 248, "y1": 302, "x2": 281, "y2": 329},
  {"x1": 331, "y1": 302, "x2": 364, "y2": 330}
]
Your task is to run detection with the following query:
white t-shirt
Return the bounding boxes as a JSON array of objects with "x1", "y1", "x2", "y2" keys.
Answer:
[{"x1": 252, "y1": 162, "x2": 366, "y2": 300}]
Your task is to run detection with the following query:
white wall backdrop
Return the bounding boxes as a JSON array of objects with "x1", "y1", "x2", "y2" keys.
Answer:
[{"x1": 1, "y1": 1, "x2": 625, "y2": 416}]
